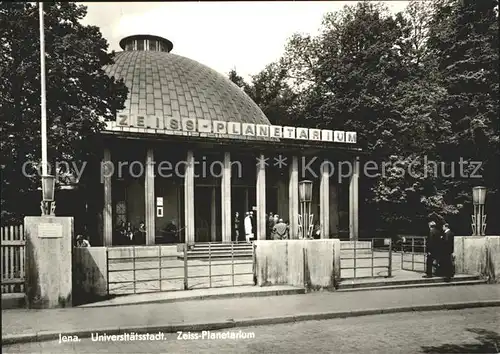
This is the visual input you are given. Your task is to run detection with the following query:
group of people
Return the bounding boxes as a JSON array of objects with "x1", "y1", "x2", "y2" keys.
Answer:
[
  {"x1": 115, "y1": 220, "x2": 146, "y2": 245},
  {"x1": 75, "y1": 234, "x2": 91, "y2": 247},
  {"x1": 267, "y1": 213, "x2": 289, "y2": 240},
  {"x1": 425, "y1": 221, "x2": 455, "y2": 280},
  {"x1": 233, "y1": 211, "x2": 291, "y2": 243}
]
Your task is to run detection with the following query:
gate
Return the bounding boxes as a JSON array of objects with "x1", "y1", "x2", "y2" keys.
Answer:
[
  {"x1": 400, "y1": 236, "x2": 427, "y2": 273},
  {"x1": 340, "y1": 238, "x2": 393, "y2": 280},
  {"x1": 106, "y1": 242, "x2": 255, "y2": 295}
]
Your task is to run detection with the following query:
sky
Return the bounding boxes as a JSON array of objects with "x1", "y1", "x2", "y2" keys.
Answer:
[{"x1": 81, "y1": 1, "x2": 409, "y2": 81}]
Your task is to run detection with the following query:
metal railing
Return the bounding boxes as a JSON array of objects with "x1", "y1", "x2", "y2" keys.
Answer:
[
  {"x1": 340, "y1": 238, "x2": 393, "y2": 279},
  {"x1": 399, "y1": 236, "x2": 427, "y2": 273},
  {"x1": 107, "y1": 246, "x2": 186, "y2": 295},
  {"x1": 184, "y1": 242, "x2": 254, "y2": 289},
  {"x1": 106, "y1": 242, "x2": 255, "y2": 295}
]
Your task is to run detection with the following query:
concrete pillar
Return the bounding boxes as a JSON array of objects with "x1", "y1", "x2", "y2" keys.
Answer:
[
  {"x1": 145, "y1": 148, "x2": 155, "y2": 245},
  {"x1": 256, "y1": 153, "x2": 266, "y2": 240},
  {"x1": 320, "y1": 160, "x2": 330, "y2": 239},
  {"x1": 211, "y1": 186, "x2": 217, "y2": 242},
  {"x1": 184, "y1": 150, "x2": 195, "y2": 244},
  {"x1": 221, "y1": 152, "x2": 232, "y2": 243},
  {"x1": 289, "y1": 156, "x2": 299, "y2": 239},
  {"x1": 103, "y1": 148, "x2": 112, "y2": 246},
  {"x1": 25, "y1": 216, "x2": 73, "y2": 308},
  {"x1": 349, "y1": 156, "x2": 360, "y2": 240}
]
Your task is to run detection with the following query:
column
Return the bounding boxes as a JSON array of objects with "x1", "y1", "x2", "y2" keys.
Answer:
[
  {"x1": 349, "y1": 156, "x2": 360, "y2": 240},
  {"x1": 103, "y1": 148, "x2": 113, "y2": 246},
  {"x1": 256, "y1": 153, "x2": 266, "y2": 240},
  {"x1": 211, "y1": 186, "x2": 217, "y2": 242},
  {"x1": 184, "y1": 150, "x2": 195, "y2": 244},
  {"x1": 320, "y1": 159, "x2": 330, "y2": 239},
  {"x1": 288, "y1": 156, "x2": 299, "y2": 239},
  {"x1": 145, "y1": 148, "x2": 155, "y2": 245},
  {"x1": 221, "y1": 152, "x2": 232, "y2": 243}
]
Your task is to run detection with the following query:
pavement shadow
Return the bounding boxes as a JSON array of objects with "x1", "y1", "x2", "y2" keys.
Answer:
[{"x1": 421, "y1": 328, "x2": 500, "y2": 353}]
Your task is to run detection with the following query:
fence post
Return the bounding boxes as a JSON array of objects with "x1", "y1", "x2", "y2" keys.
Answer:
[
  {"x1": 303, "y1": 248, "x2": 308, "y2": 290},
  {"x1": 106, "y1": 248, "x2": 110, "y2": 296},
  {"x1": 158, "y1": 246, "x2": 162, "y2": 292},
  {"x1": 133, "y1": 246, "x2": 136, "y2": 294},
  {"x1": 401, "y1": 238, "x2": 404, "y2": 270},
  {"x1": 183, "y1": 243, "x2": 188, "y2": 290},
  {"x1": 231, "y1": 242, "x2": 235, "y2": 287},
  {"x1": 388, "y1": 239, "x2": 393, "y2": 277},
  {"x1": 208, "y1": 243, "x2": 212, "y2": 288},
  {"x1": 252, "y1": 243, "x2": 257, "y2": 286},
  {"x1": 353, "y1": 241, "x2": 357, "y2": 279}
]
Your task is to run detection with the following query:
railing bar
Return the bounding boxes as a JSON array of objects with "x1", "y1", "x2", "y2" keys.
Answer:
[
  {"x1": 209, "y1": 243, "x2": 212, "y2": 288},
  {"x1": 158, "y1": 246, "x2": 162, "y2": 292},
  {"x1": 106, "y1": 249, "x2": 110, "y2": 295},
  {"x1": 412, "y1": 238, "x2": 415, "y2": 272},
  {"x1": 371, "y1": 240, "x2": 374, "y2": 278},
  {"x1": 231, "y1": 242, "x2": 234, "y2": 287},
  {"x1": 353, "y1": 240, "x2": 356, "y2": 279},
  {"x1": 133, "y1": 247, "x2": 136, "y2": 294}
]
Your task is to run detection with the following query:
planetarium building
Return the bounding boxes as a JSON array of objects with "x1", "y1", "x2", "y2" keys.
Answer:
[{"x1": 97, "y1": 34, "x2": 361, "y2": 246}]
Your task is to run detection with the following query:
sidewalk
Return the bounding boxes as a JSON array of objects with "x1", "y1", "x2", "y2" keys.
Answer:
[{"x1": 2, "y1": 284, "x2": 500, "y2": 344}]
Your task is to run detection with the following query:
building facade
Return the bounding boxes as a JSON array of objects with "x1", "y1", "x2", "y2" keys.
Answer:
[{"x1": 98, "y1": 34, "x2": 361, "y2": 246}]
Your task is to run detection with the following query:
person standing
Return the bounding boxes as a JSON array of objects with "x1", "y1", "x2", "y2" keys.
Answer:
[
  {"x1": 267, "y1": 212, "x2": 275, "y2": 240},
  {"x1": 234, "y1": 212, "x2": 240, "y2": 242},
  {"x1": 244, "y1": 212, "x2": 253, "y2": 243},
  {"x1": 272, "y1": 219, "x2": 289, "y2": 240},
  {"x1": 424, "y1": 221, "x2": 441, "y2": 278},
  {"x1": 250, "y1": 210, "x2": 256, "y2": 239},
  {"x1": 441, "y1": 223, "x2": 455, "y2": 280}
]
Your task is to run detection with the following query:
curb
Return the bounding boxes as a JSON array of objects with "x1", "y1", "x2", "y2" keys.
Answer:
[
  {"x1": 79, "y1": 288, "x2": 306, "y2": 308},
  {"x1": 3, "y1": 300, "x2": 500, "y2": 345}
]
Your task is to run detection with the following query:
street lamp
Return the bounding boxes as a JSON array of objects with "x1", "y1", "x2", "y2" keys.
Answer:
[
  {"x1": 298, "y1": 180, "x2": 314, "y2": 239},
  {"x1": 471, "y1": 186, "x2": 487, "y2": 236},
  {"x1": 39, "y1": 2, "x2": 55, "y2": 216}
]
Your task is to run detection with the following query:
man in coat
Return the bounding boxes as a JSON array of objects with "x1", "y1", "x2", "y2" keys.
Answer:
[
  {"x1": 272, "y1": 219, "x2": 289, "y2": 240},
  {"x1": 424, "y1": 221, "x2": 441, "y2": 278},
  {"x1": 441, "y1": 223, "x2": 455, "y2": 280},
  {"x1": 267, "y1": 212, "x2": 275, "y2": 240}
]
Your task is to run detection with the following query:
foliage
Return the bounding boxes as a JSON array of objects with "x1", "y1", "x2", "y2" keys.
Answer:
[
  {"x1": 0, "y1": 2, "x2": 128, "y2": 223},
  {"x1": 231, "y1": 0, "x2": 499, "y2": 234}
]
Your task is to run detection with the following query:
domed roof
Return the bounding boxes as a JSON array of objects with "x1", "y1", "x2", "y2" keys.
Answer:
[{"x1": 103, "y1": 35, "x2": 272, "y2": 138}]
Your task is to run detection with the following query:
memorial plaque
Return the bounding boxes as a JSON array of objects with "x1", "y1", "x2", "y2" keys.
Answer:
[{"x1": 38, "y1": 223, "x2": 63, "y2": 238}]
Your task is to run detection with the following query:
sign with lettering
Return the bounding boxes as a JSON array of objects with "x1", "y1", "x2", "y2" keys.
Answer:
[
  {"x1": 38, "y1": 223, "x2": 63, "y2": 238},
  {"x1": 109, "y1": 115, "x2": 357, "y2": 144}
]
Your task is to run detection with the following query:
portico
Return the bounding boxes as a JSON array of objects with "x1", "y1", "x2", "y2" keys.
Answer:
[{"x1": 98, "y1": 132, "x2": 361, "y2": 246}]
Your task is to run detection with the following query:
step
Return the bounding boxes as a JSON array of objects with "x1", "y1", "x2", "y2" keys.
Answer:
[
  {"x1": 338, "y1": 274, "x2": 481, "y2": 290},
  {"x1": 337, "y1": 279, "x2": 488, "y2": 292}
]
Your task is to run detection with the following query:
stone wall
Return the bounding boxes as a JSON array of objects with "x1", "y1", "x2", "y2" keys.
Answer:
[
  {"x1": 72, "y1": 247, "x2": 108, "y2": 305},
  {"x1": 454, "y1": 236, "x2": 500, "y2": 283},
  {"x1": 254, "y1": 239, "x2": 340, "y2": 290}
]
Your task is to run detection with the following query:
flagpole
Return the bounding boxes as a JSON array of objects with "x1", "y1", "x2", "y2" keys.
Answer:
[
  {"x1": 39, "y1": 2, "x2": 55, "y2": 215},
  {"x1": 39, "y1": 2, "x2": 47, "y2": 176}
]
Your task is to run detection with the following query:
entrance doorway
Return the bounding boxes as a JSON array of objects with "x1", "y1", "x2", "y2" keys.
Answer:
[{"x1": 194, "y1": 186, "x2": 221, "y2": 242}]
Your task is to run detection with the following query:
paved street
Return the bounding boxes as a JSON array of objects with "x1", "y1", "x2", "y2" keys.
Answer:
[{"x1": 4, "y1": 308, "x2": 499, "y2": 353}]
